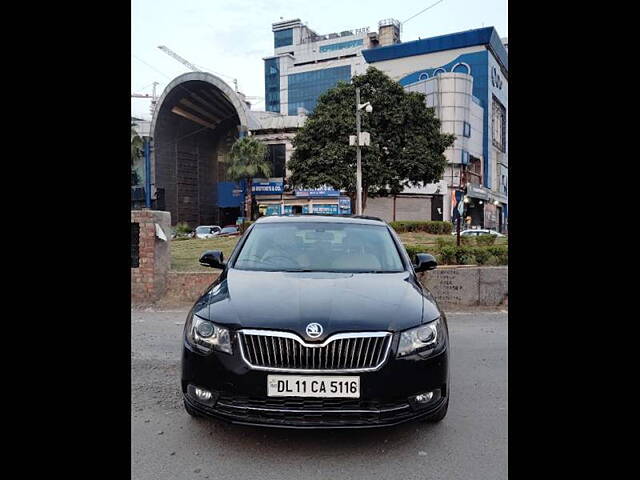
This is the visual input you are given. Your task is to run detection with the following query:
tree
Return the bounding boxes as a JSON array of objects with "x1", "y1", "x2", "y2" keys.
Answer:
[
  {"x1": 131, "y1": 124, "x2": 143, "y2": 186},
  {"x1": 288, "y1": 67, "x2": 455, "y2": 210},
  {"x1": 226, "y1": 136, "x2": 270, "y2": 220}
]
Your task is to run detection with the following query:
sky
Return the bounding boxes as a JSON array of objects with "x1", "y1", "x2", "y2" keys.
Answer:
[{"x1": 131, "y1": 0, "x2": 507, "y2": 120}]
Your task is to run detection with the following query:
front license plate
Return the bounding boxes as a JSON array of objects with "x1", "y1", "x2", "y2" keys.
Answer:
[{"x1": 267, "y1": 375, "x2": 360, "y2": 398}]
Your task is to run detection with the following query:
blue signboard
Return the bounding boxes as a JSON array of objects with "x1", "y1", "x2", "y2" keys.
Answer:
[
  {"x1": 265, "y1": 205, "x2": 282, "y2": 216},
  {"x1": 338, "y1": 196, "x2": 351, "y2": 215},
  {"x1": 313, "y1": 204, "x2": 339, "y2": 215},
  {"x1": 295, "y1": 186, "x2": 340, "y2": 197},
  {"x1": 252, "y1": 181, "x2": 283, "y2": 195},
  {"x1": 217, "y1": 181, "x2": 244, "y2": 208}
]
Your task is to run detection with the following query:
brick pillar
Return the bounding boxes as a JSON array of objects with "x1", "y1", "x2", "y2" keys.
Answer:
[{"x1": 131, "y1": 210, "x2": 171, "y2": 304}]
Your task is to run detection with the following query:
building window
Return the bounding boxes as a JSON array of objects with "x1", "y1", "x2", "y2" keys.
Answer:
[
  {"x1": 264, "y1": 58, "x2": 280, "y2": 113},
  {"x1": 287, "y1": 65, "x2": 351, "y2": 115},
  {"x1": 461, "y1": 150, "x2": 470, "y2": 164},
  {"x1": 492, "y1": 95, "x2": 506, "y2": 152},
  {"x1": 267, "y1": 144, "x2": 286, "y2": 178},
  {"x1": 463, "y1": 121, "x2": 471, "y2": 137},
  {"x1": 452, "y1": 62, "x2": 471, "y2": 74},
  {"x1": 274, "y1": 28, "x2": 293, "y2": 48},
  {"x1": 463, "y1": 156, "x2": 483, "y2": 186},
  {"x1": 319, "y1": 38, "x2": 363, "y2": 53},
  {"x1": 419, "y1": 72, "x2": 429, "y2": 80},
  {"x1": 434, "y1": 68, "x2": 446, "y2": 76}
]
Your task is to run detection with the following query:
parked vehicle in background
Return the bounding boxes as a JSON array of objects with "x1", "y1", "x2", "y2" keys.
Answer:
[
  {"x1": 216, "y1": 225, "x2": 240, "y2": 237},
  {"x1": 195, "y1": 225, "x2": 222, "y2": 239},
  {"x1": 452, "y1": 229, "x2": 505, "y2": 237}
]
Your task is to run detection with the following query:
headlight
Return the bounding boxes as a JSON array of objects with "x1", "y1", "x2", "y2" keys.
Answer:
[
  {"x1": 397, "y1": 318, "x2": 446, "y2": 358},
  {"x1": 185, "y1": 312, "x2": 232, "y2": 355}
]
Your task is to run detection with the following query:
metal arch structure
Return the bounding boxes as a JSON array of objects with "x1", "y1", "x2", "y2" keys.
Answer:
[{"x1": 150, "y1": 72, "x2": 258, "y2": 227}]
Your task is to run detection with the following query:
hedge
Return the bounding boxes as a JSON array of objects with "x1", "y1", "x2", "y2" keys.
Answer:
[
  {"x1": 439, "y1": 245, "x2": 508, "y2": 266},
  {"x1": 389, "y1": 221, "x2": 453, "y2": 234},
  {"x1": 239, "y1": 221, "x2": 254, "y2": 233},
  {"x1": 390, "y1": 242, "x2": 509, "y2": 266}
]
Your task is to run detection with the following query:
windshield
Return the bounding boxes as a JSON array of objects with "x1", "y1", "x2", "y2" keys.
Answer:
[
  {"x1": 221, "y1": 227, "x2": 237, "y2": 233},
  {"x1": 234, "y1": 222, "x2": 405, "y2": 273}
]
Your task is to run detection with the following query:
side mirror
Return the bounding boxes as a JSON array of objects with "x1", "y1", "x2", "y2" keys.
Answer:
[
  {"x1": 199, "y1": 250, "x2": 225, "y2": 269},
  {"x1": 413, "y1": 253, "x2": 437, "y2": 272}
]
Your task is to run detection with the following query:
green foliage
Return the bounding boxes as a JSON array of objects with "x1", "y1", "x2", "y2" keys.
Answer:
[
  {"x1": 239, "y1": 221, "x2": 253, "y2": 234},
  {"x1": 226, "y1": 136, "x2": 270, "y2": 182},
  {"x1": 389, "y1": 221, "x2": 453, "y2": 234},
  {"x1": 403, "y1": 244, "x2": 422, "y2": 261},
  {"x1": 175, "y1": 222, "x2": 192, "y2": 236},
  {"x1": 131, "y1": 124, "x2": 143, "y2": 185},
  {"x1": 437, "y1": 245, "x2": 508, "y2": 266},
  {"x1": 476, "y1": 234, "x2": 497, "y2": 246},
  {"x1": 436, "y1": 236, "x2": 455, "y2": 250},
  {"x1": 288, "y1": 67, "x2": 455, "y2": 198},
  {"x1": 131, "y1": 125, "x2": 143, "y2": 165}
]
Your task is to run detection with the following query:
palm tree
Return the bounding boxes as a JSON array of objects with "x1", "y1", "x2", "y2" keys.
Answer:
[
  {"x1": 226, "y1": 136, "x2": 270, "y2": 220},
  {"x1": 131, "y1": 124, "x2": 143, "y2": 185}
]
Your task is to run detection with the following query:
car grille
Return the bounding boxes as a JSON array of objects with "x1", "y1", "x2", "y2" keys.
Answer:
[
  {"x1": 237, "y1": 330, "x2": 393, "y2": 372},
  {"x1": 211, "y1": 392, "x2": 415, "y2": 427}
]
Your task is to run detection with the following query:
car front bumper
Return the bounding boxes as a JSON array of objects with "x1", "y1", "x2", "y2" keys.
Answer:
[{"x1": 181, "y1": 338, "x2": 448, "y2": 429}]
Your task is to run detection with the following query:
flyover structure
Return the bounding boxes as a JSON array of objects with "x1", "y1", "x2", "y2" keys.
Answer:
[{"x1": 150, "y1": 72, "x2": 259, "y2": 226}]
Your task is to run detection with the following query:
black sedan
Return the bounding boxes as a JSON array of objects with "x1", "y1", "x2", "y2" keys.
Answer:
[{"x1": 181, "y1": 215, "x2": 449, "y2": 428}]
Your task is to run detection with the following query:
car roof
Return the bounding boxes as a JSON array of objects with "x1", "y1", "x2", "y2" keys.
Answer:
[{"x1": 254, "y1": 214, "x2": 387, "y2": 226}]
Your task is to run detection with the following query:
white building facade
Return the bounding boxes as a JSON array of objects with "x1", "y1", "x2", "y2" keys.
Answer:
[{"x1": 362, "y1": 27, "x2": 508, "y2": 231}]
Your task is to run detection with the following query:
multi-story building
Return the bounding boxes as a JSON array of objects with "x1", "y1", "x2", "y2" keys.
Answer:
[
  {"x1": 264, "y1": 18, "x2": 401, "y2": 115},
  {"x1": 362, "y1": 26, "x2": 508, "y2": 231},
  {"x1": 260, "y1": 21, "x2": 507, "y2": 231}
]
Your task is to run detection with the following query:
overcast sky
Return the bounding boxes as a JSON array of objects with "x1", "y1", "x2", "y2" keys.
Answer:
[{"x1": 131, "y1": 0, "x2": 507, "y2": 119}]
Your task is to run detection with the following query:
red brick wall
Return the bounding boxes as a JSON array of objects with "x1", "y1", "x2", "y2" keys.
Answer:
[
  {"x1": 165, "y1": 272, "x2": 220, "y2": 303},
  {"x1": 131, "y1": 210, "x2": 171, "y2": 304}
]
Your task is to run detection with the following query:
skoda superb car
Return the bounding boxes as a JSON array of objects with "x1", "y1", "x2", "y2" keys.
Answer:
[{"x1": 181, "y1": 215, "x2": 450, "y2": 428}]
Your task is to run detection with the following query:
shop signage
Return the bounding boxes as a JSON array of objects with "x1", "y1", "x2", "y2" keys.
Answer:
[
  {"x1": 467, "y1": 183, "x2": 490, "y2": 200},
  {"x1": 295, "y1": 186, "x2": 340, "y2": 197},
  {"x1": 252, "y1": 181, "x2": 283, "y2": 194},
  {"x1": 312, "y1": 204, "x2": 339, "y2": 215},
  {"x1": 339, "y1": 196, "x2": 351, "y2": 215}
]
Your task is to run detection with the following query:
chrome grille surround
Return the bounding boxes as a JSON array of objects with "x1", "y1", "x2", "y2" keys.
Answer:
[{"x1": 237, "y1": 329, "x2": 393, "y2": 373}]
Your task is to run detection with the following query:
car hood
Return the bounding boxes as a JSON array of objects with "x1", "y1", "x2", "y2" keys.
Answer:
[{"x1": 199, "y1": 269, "x2": 440, "y2": 342}]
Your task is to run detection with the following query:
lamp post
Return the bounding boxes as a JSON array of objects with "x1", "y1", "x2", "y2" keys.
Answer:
[{"x1": 355, "y1": 87, "x2": 372, "y2": 216}]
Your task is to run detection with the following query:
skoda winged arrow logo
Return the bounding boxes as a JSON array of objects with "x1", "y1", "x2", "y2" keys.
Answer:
[{"x1": 305, "y1": 323, "x2": 323, "y2": 339}]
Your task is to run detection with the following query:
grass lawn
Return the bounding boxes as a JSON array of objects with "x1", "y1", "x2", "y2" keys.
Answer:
[
  {"x1": 171, "y1": 236, "x2": 241, "y2": 272},
  {"x1": 170, "y1": 231, "x2": 507, "y2": 271}
]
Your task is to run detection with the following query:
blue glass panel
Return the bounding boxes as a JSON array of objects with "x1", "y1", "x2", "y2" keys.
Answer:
[
  {"x1": 274, "y1": 29, "x2": 293, "y2": 48},
  {"x1": 287, "y1": 65, "x2": 351, "y2": 115},
  {"x1": 319, "y1": 39, "x2": 363, "y2": 53},
  {"x1": 264, "y1": 58, "x2": 280, "y2": 113}
]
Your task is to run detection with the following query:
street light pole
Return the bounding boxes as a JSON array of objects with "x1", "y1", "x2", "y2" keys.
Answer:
[{"x1": 355, "y1": 87, "x2": 363, "y2": 216}]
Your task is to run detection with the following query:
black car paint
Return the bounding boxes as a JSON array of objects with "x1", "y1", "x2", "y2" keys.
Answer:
[{"x1": 181, "y1": 216, "x2": 449, "y2": 428}]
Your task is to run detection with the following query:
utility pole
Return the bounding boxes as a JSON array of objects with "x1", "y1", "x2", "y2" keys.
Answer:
[{"x1": 355, "y1": 87, "x2": 363, "y2": 216}]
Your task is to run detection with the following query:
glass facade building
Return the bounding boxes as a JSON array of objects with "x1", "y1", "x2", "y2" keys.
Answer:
[
  {"x1": 264, "y1": 58, "x2": 280, "y2": 113},
  {"x1": 274, "y1": 28, "x2": 293, "y2": 48},
  {"x1": 267, "y1": 144, "x2": 286, "y2": 178},
  {"x1": 287, "y1": 65, "x2": 351, "y2": 115}
]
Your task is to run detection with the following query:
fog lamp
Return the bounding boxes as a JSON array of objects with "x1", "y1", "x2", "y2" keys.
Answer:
[
  {"x1": 195, "y1": 387, "x2": 212, "y2": 401},
  {"x1": 415, "y1": 391, "x2": 434, "y2": 403}
]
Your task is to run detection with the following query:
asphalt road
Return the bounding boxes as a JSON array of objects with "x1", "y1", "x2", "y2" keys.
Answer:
[{"x1": 132, "y1": 308, "x2": 507, "y2": 480}]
